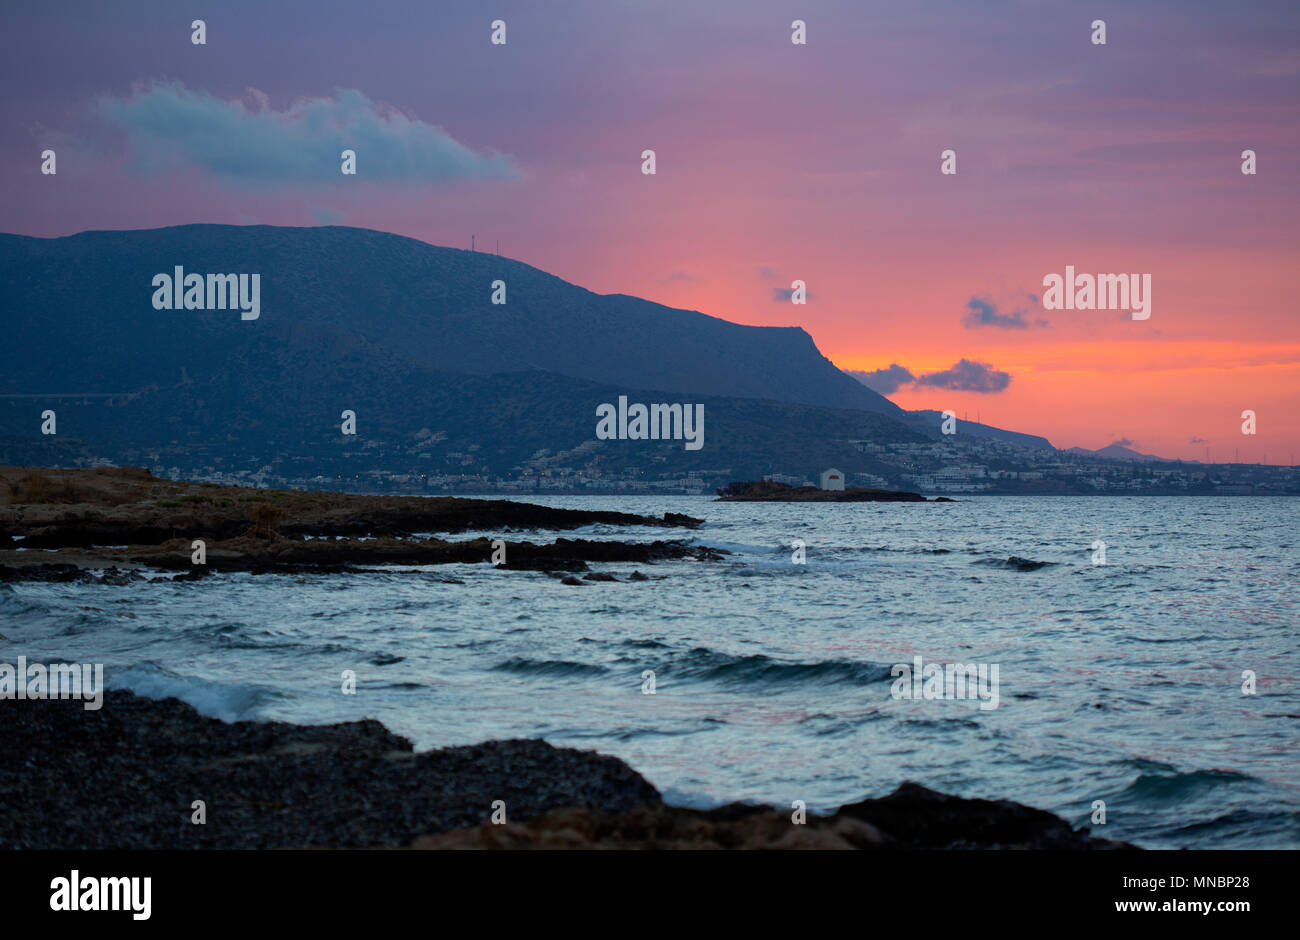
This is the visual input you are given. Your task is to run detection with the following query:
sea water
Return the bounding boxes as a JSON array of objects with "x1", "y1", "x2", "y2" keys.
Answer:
[{"x1": 3, "y1": 495, "x2": 1296, "y2": 848}]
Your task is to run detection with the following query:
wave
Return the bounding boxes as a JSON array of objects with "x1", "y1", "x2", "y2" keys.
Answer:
[
  {"x1": 619, "y1": 638, "x2": 671, "y2": 650},
  {"x1": 862, "y1": 545, "x2": 955, "y2": 555},
  {"x1": 491, "y1": 657, "x2": 610, "y2": 678},
  {"x1": 1162, "y1": 808, "x2": 1300, "y2": 848},
  {"x1": 972, "y1": 555, "x2": 1057, "y2": 572},
  {"x1": 0, "y1": 583, "x2": 53, "y2": 620},
  {"x1": 895, "y1": 716, "x2": 982, "y2": 730},
  {"x1": 798, "y1": 709, "x2": 888, "y2": 736},
  {"x1": 716, "y1": 541, "x2": 959, "y2": 557},
  {"x1": 693, "y1": 539, "x2": 781, "y2": 555},
  {"x1": 658, "y1": 785, "x2": 732, "y2": 811},
  {"x1": 107, "y1": 662, "x2": 282, "y2": 722},
  {"x1": 651, "y1": 647, "x2": 895, "y2": 688},
  {"x1": 490, "y1": 648, "x2": 894, "y2": 688},
  {"x1": 1114, "y1": 767, "x2": 1262, "y2": 803}
]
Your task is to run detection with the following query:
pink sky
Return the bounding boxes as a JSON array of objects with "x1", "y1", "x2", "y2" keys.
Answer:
[{"x1": 3, "y1": 0, "x2": 1297, "y2": 460}]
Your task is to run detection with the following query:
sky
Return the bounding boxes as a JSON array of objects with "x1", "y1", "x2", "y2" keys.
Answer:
[{"x1": 2, "y1": 0, "x2": 1297, "y2": 461}]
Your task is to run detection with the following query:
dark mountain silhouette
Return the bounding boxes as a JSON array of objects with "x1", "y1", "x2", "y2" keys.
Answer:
[
  {"x1": 0, "y1": 355, "x2": 928, "y2": 481},
  {"x1": 1, "y1": 223, "x2": 1075, "y2": 482},
  {"x1": 0, "y1": 224, "x2": 899, "y2": 415},
  {"x1": 0, "y1": 224, "x2": 941, "y2": 479}
]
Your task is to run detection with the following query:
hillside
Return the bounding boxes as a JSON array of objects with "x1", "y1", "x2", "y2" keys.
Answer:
[{"x1": 0, "y1": 224, "x2": 899, "y2": 415}]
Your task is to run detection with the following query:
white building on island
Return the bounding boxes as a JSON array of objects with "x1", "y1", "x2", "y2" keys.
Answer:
[{"x1": 819, "y1": 468, "x2": 845, "y2": 491}]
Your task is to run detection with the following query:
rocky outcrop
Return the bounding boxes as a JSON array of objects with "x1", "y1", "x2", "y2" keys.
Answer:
[
  {"x1": 1, "y1": 691, "x2": 1133, "y2": 851},
  {"x1": 0, "y1": 690, "x2": 661, "y2": 850},
  {"x1": 414, "y1": 785, "x2": 1133, "y2": 850},
  {"x1": 716, "y1": 479, "x2": 930, "y2": 502},
  {"x1": 0, "y1": 466, "x2": 701, "y2": 547},
  {"x1": 0, "y1": 466, "x2": 714, "y2": 579}
]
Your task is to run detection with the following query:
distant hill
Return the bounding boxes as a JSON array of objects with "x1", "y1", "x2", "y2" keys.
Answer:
[
  {"x1": 0, "y1": 224, "x2": 899, "y2": 415},
  {"x1": 0, "y1": 360, "x2": 929, "y2": 481},
  {"x1": 1066, "y1": 443, "x2": 1173, "y2": 461},
  {"x1": 0, "y1": 223, "x2": 937, "y2": 478},
  {"x1": 903, "y1": 410, "x2": 1054, "y2": 451}
]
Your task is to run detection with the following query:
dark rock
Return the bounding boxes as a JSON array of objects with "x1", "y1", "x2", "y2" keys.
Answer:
[
  {"x1": 716, "y1": 480, "x2": 927, "y2": 502},
  {"x1": 0, "y1": 467, "x2": 704, "y2": 550},
  {"x1": 414, "y1": 785, "x2": 1136, "y2": 850},
  {"x1": 662, "y1": 512, "x2": 702, "y2": 529},
  {"x1": 94, "y1": 567, "x2": 145, "y2": 585},
  {"x1": 0, "y1": 691, "x2": 1135, "y2": 851},
  {"x1": 834, "y1": 782, "x2": 1130, "y2": 849},
  {"x1": 0, "y1": 690, "x2": 660, "y2": 850},
  {"x1": 0, "y1": 563, "x2": 82, "y2": 583},
  {"x1": 499, "y1": 556, "x2": 589, "y2": 572}
]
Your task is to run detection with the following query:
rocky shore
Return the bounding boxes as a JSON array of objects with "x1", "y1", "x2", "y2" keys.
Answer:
[
  {"x1": 1, "y1": 466, "x2": 1131, "y2": 851},
  {"x1": 0, "y1": 466, "x2": 715, "y2": 580},
  {"x1": 1, "y1": 691, "x2": 1133, "y2": 850}
]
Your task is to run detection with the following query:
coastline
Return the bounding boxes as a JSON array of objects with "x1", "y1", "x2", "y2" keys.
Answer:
[
  {"x1": 3, "y1": 466, "x2": 1274, "y2": 850},
  {"x1": 0, "y1": 465, "x2": 717, "y2": 582},
  {"x1": 2, "y1": 690, "x2": 1134, "y2": 850}
]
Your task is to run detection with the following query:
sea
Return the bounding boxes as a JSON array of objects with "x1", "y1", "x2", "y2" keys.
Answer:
[{"x1": 3, "y1": 494, "x2": 1297, "y2": 848}]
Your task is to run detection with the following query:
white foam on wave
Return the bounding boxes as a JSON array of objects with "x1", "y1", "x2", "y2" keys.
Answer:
[
  {"x1": 658, "y1": 784, "x2": 841, "y2": 816},
  {"x1": 658, "y1": 785, "x2": 732, "y2": 810},
  {"x1": 692, "y1": 539, "x2": 780, "y2": 555},
  {"x1": 108, "y1": 662, "x2": 280, "y2": 722}
]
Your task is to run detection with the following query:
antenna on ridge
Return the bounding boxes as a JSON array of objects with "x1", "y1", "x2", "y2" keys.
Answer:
[{"x1": 471, "y1": 234, "x2": 475, "y2": 252}]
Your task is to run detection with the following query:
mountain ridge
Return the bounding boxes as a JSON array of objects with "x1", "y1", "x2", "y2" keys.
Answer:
[
  {"x1": 1065, "y1": 443, "x2": 1174, "y2": 462},
  {"x1": 0, "y1": 223, "x2": 1068, "y2": 482},
  {"x1": 0, "y1": 223, "x2": 901, "y2": 416}
]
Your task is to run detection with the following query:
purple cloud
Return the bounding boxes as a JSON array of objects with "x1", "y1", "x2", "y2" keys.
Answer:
[
  {"x1": 915, "y1": 359, "x2": 1012, "y2": 393},
  {"x1": 963, "y1": 296, "x2": 1047, "y2": 330},
  {"x1": 847, "y1": 364, "x2": 916, "y2": 395}
]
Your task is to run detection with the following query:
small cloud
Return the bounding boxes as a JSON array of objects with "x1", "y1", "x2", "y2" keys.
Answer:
[
  {"x1": 94, "y1": 81, "x2": 518, "y2": 187},
  {"x1": 963, "y1": 296, "x2": 1045, "y2": 330},
  {"x1": 915, "y1": 359, "x2": 1011, "y2": 393},
  {"x1": 757, "y1": 265, "x2": 779, "y2": 281},
  {"x1": 772, "y1": 286, "x2": 816, "y2": 302},
  {"x1": 660, "y1": 270, "x2": 694, "y2": 284},
  {"x1": 847, "y1": 364, "x2": 916, "y2": 395},
  {"x1": 1112, "y1": 437, "x2": 1135, "y2": 447},
  {"x1": 1189, "y1": 436, "x2": 1208, "y2": 444}
]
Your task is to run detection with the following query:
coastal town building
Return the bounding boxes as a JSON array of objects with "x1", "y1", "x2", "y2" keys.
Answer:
[{"x1": 820, "y1": 468, "x2": 845, "y2": 490}]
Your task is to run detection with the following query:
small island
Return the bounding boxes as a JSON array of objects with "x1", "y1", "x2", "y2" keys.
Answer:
[{"x1": 715, "y1": 479, "x2": 946, "y2": 502}]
